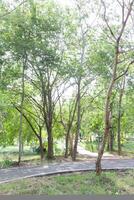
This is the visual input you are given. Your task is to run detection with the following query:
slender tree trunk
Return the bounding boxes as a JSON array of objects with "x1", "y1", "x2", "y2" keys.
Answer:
[
  {"x1": 69, "y1": 134, "x2": 73, "y2": 157},
  {"x1": 96, "y1": 73, "x2": 116, "y2": 174},
  {"x1": 47, "y1": 87, "x2": 54, "y2": 159},
  {"x1": 107, "y1": 135, "x2": 110, "y2": 151},
  {"x1": 47, "y1": 124, "x2": 54, "y2": 159},
  {"x1": 65, "y1": 127, "x2": 74, "y2": 158},
  {"x1": 39, "y1": 126, "x2": 44, "y2": 161},
  {"x1": 22, "y1": 142, "x2": 24, "y2": 155},
  {"x1": 117, "y1": 76, "x2": 125, "y2": 155},
  {"x1": 107, "y1": 107, "x2": 113, "y2": 152},
  {"x1": 107, "y1": 129, "x2": 114, "y2": 152},
  {"x1": 96, "y1": 44, "x2": 119, "y2": 174},
  {"x1": 18, "y1": 64, "x2": 25, "y2": 164},
  {"x1": 109, "y1": 129, "x2": 114, "y2": 152},
  {"x1": 65, "y1": 129, "x2": 71, "y2": 158},
  {"x1": 47, "y1": 135, "x2": 53, "y2": 159},
  {"x1": 117, "y1": 105, "x2": 121, "y2": 155},
  {"x1": 64, "y1": 99, "x2": 78, "y2": 158},
  {"x1": 39, "y1": 136, "x2": 44, "y2": 161},
  {"x1": 96, "y1": 0, "x2": 134, "y2": 175},
  {"x1": 72, "y1": 78, "x2": 81, "y2": 161}
]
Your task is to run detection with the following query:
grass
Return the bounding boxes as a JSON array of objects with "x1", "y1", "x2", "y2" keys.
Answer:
[
  {"x1": 84, "y1": 140, "x2": 134, "y2": 156},
  {"x1": 0, "y1": 170, "x2": 134, "y2": 195},
  {"x1": 0, "y1": 146, "x2": 41, "y2": 168},
  {"x1": 84, "y1": 141, "x2": 98, "y2": 152},
  {"x1": 0, "y1": 159, "x2": 15, "y2": 168},
  {"x1": 0, "y1": 141, "x2": 133, "y2": 169},
  {"x1": 121, "y1": 141, "x2": 134, "y2": 154},
  {"x1": 0, "y1": 146, "x2": 40, "y2": 160}
]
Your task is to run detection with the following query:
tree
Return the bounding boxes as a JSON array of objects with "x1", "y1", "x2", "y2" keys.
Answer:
[
  {"x1": 117, "y1": 75, "x2": 126, "y2": 155},
  {"x1": 96, "y1": 0, "x2": 134, "y2": 174}
]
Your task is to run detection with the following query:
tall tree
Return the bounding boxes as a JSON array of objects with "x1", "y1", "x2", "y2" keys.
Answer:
[{"x1": 96, "y1": 0, "x2": 134, "y2": 174}]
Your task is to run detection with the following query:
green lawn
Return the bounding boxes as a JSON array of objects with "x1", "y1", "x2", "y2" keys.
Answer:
[
  {"x1": 0, "y1": 146, "x2": 41, "y2": 168},
  {"x1": 84, "y1": 140, "x2": 134, "y2": 156},
  {"x1": 0, "y1": 170, "x2": 134, "y2": 195}
]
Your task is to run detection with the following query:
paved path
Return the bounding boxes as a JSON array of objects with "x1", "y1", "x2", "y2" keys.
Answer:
[
  {"x1": 0, "y1": 159, "x2": 134, "y2": 184},
  {"x1": 77, "y1": 146, "x2": 118, "y2": 158}
]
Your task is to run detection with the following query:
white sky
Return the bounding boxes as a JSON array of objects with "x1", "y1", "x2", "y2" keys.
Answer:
[{"x1": 56, "y1": 0, "x2": 74, "y2": 6}]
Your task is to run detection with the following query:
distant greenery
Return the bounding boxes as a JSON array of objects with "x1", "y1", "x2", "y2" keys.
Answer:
[
  {"x1": 0, "y1": 159, "x2": 14, "y2": 169},
  {"x1": 83, "y1": 140, "x2": 134, "y2": 156},
  {"x1": 84, "y1": 141, "x2": 99, "y2": 152},
  {"x1": 0, "y1": 170, "x2": 133, "y2": 195},
  {"x1": 0, "y1": 146, "x2": 40, "y2": 164}
]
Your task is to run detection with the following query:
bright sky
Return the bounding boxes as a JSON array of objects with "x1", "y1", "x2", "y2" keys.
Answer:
[{"x1": 56, "y1": 0, "x2": 74, "y2": 6}]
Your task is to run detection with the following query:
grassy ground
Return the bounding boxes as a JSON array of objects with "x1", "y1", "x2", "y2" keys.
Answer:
[
  {"x1": 0, "y1": 141, "x2": 133, "y2": 169},
  {"x1": 0, "y1": 146, "x2": 41, "y2": 168},
  {"x1": 0, "y1": 146, "x2": 40, "y2": 161},
  {"x1": 84, "y1": 140, "x2": 134, "y2": 157},
  {"x1": 0, "y1": 170, "x2": 133, "y2": 195}
]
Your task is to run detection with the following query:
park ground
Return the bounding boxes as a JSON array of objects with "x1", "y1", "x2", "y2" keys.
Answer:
[
  {"x1": 0, "y1": 119, "x2": 133, "y2": 194},
  {"x1": 0, "y1": 170, "x2": 134, "y2": 195},
  {"x1": 0, "y1": 140, "x2": 133, "y2": 169},
  {"x1": 0, "y1": 141, "x2": 133, "y2": 195}
]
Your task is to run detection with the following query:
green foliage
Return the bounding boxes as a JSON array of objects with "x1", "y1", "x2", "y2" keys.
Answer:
[{"x1": 0, "y1": 0, "x2": 133, "y2": 159}]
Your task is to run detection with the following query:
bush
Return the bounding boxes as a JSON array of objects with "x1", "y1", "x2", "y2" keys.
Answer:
[
  {"x1": 85, "y1": 141, "x2": 98, "y2": 152},
  {"x1": 33, "y1": 146, "x2": 47, "y2": 154},
  {"x1": 0, "y1": 158, "x2": 14, "y2": 169}
]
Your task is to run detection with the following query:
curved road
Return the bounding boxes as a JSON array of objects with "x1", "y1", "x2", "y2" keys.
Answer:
[{"x1": 0, "y1": 159, "x2": 134, "y2": 184}]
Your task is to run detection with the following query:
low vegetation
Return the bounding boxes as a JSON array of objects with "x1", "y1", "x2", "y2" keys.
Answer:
[{"x1": 0, "y1": 170, "x2": 133, "y2": 195}]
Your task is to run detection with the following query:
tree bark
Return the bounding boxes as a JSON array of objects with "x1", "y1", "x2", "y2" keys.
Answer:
[
  {"x1": 39, "y1": 126, "x2": 44, "y2": 161},
  {"x1": 18, "y1": 63, "x2": 25, "y2": 164},
  {"x1": 39, "y1": 136, "x2": 44, "y2": 161},
  {"x1": 64, "y1": 99, "x2": 78, "y2": 158},
  {"x1": 107, "y1": 106, "x2": 114, "y2": 152},
  {"x1": 72, "y1": 78, "x2": 81, "y2": 161},
  {"x1": 96, "y1": 44, "x2": 119, "y2": 174},
  {"x1": 109, "y1": 128, "x2": 114, "y2": 152},
  {"x1": 117, "y1": 76, "x2": 125, "y2": 155},
  {"x1": 47, "y1": 126, "x2": 53, "y2": 159},
  {"x1": 65, "y1": 129, "x2": 70, "y2": 158},
  {"x1": 69, "y1": 134, "x2": 73, "y2": 157}
]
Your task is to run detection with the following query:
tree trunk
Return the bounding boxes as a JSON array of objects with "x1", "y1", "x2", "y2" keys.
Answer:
[
  {"x1": 109, "y1": 129, "x2": 114, "y2": 152},
  {"x1": 96, "y1": 44, "x2": 119, "y2": 175},
  {"x1": 64, "y1": 99, "x2": 78, "y2": 158},
  {"x1": 22, "y1": 142, "x2": 24, "y2": 155},
  {"x1": 69, "y1": 134, "x2": 73, "y2": 157},
  {"x1": 117, "y1": 104, "x2": 121, "y2": 155},
  {"x1": 72, "y1": 78, "x2": 81, "y2": 161},
  {"x1": 39, "y1": 126, "x2": 44, "y2": 161},
  {"x1": 96, "y1": 77, "x2": 116, "y2": 174},
  {"x1": 65, "y1": 129, "x2": 70, "y2": 158},
  {"x1": 47, "y1": 125, "x2": 54, "y2": 159},
  {"x1": 117, "y1": 76, "x2": 125, "y2": 155},
  {"x1": 39, "y1": 136, "x2": 44, "y2": 161},
  {"x1": 107, "y1": 107, "x2": 114, "y2": 152},
  {"x1": 18, "y1": 64, "x2": 25, "y2": 164}
]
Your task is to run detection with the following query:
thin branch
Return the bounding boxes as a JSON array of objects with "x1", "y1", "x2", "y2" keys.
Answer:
[
  {"x1": 15, "y1": 105, "x2": 40, "y2": 139},
  {"x1": 0, "y1": 0, "x2": 27, "y2": 19},
  {"x1": 114, "y1": 60, "x2": 134, "y2": 81},
  {"x1": 117, "y1": 0, "x2": 134, "y2": 43},
  {"x1": 101, "y1": 0, "x2": 117, "y2": 40}
]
